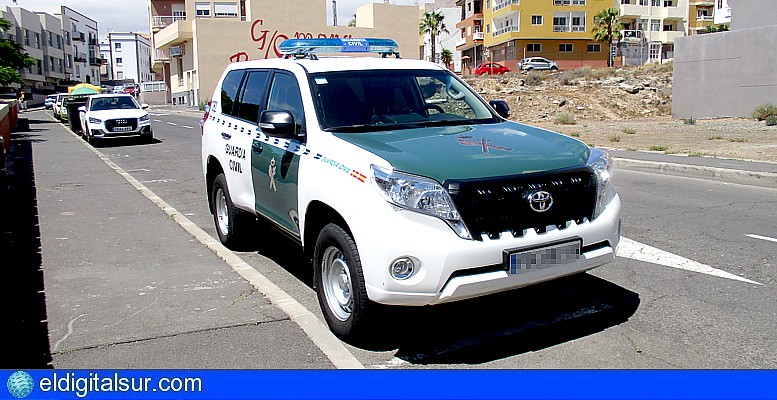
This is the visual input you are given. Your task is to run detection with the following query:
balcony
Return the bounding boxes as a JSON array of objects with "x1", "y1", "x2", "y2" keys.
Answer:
[
  {"x1": 89, "y1": 57, "x2": 104, "y2": 66},
  {"x1": 492, "y1": 25, "x2": 519, "y2": 37},
  {"x1": 154, "y1": 48, "x2": 170, "y2": 62},
  {"x1": 619, "y1": 4, "x2": 644, "y2": 18},
  {"x1": 657, "y1": 30, "x2": 684, "y2": 43},
  {"x1": 152, "y1": 15, "x2": 187, "y2": 30},
  {"x1": 662, "y1": 6, "x2": 686, "y2": 19},
  {"x1": 72, "y1": 31, "x2": 85, "y2": 42},
  {"x1": 572, "y1": 25, "x2": 586, "y2": 32},
  {"x1": 473, "y1": 31, "x2": 484, "y2": 41},
  {"x1": 554, "y1": 25, "x2": 570, "y2": 32},
  {"x1": 154, "y1": 20, "x2": 193, "y2": 49},
  {"x1": 493, "y1": 0, "x2": 520, "y2": 13},
  {"x1": 88, "y1": 38, "x2": 97, "y2": 45}
]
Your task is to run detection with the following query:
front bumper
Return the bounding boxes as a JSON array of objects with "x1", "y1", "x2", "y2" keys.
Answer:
[
  {"x1": 90, "y1": 123, "x2": 152, "y2": 138},
  {"x1": 352, "y1": 195, "x2": 622, "y2": 306}
]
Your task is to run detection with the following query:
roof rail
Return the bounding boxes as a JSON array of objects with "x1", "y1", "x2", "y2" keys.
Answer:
[{"x1": 278, "y1": 38, "x2": 400, "y2": 60}]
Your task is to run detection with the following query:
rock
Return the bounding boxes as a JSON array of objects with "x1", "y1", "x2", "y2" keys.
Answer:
[
  {"x1": 558, "y1": 99, "x2": 566, "y2": 107},
  {"x1": 576, "y1": 106, "x2": 586, "y2": 110},
  {"x1": 552, "y1": 99, "x2": 560, "y2": 105},
  {"x1": 619, "y1": 83, "x2": 641, "y2": 94}
]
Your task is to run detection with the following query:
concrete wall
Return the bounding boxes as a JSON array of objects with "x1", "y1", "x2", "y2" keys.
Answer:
[{"x1": 672, "y1": 24, "x2": 777, "y2": 118}]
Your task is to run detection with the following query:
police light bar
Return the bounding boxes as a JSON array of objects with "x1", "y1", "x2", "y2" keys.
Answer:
[{"x1": 278, "y1": 38, "x2": 400, "y2": 59}]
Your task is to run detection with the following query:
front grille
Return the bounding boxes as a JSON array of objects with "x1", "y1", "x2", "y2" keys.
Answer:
[
  {"x1": 105, "y1": 118, "x2": 138, "y2": 132},
  {"x1": 446, "y1": 166, "x2": 597, "y2": 241}
]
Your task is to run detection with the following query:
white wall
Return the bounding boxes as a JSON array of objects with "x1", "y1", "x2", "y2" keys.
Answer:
[{"x1": 109, "y1": 33, "x2": 152, "y2": 84}]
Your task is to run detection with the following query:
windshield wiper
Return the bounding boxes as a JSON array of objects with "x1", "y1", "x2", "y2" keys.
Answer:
[{"x1": 326, "y1": 123, "x2": 425, "y2": 133}]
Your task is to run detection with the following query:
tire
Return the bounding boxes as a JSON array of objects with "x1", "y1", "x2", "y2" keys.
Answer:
[
  {"x1": 313, "y1": 223, "x2": 371, "y2": 339},
  {"x1": 141, "y1": 130, "x2": 154, "y2": 143},
  {"x1": 550, "y1": 66, "x2": 559, "y2": 71},
  {"x1": 211, "y1": 173, "x2": 249, "y2": 249}
]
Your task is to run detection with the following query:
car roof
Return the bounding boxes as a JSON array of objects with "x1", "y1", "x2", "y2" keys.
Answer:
[
  {"x1": 221, "y1": 56, "x2": 443, "y2": 75},
  {"x1": 89, "y1": 93, "x2": 134, "y2": 99}
]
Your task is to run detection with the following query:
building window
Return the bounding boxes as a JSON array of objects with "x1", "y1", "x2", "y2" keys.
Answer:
[
  {"x1": 527, "y1": 43, "x2": 541, "y2": 52},
  {"x1": 117, "y1": 71, "x2": 123, "y2": 79},
  {"x1": 56, "y1": 34, "x2": 62, "y2": 49},
  {"x1": 532, "y1": 15, "x2": 543, "y2": 25},
  {"x1": 651, "y1": 0, "x2": 661, "y2": 5},
  {"x1": 47, "y1": 31, "x2": 53, "y2": 46},
  {"x1": 587, "y1": 43, "x2": 601, "y2": 52},
  {"x1": 67, "y1": 54, "x2": 72, "y2": 68},
  {"x1": 486, "y1": 24, "x2": 490, "y2": 33},
  {"x1": 214, "y1": 2, "x2": 238, "y2": 17},
  {"x1": 639, "y1": 0, "x2": 648, "y2": 5},
  {"x1": 195, "y1": 2, "x2": 211, "y2": 17},
  {"x1": 115, "y1": 42, "x2": 122, "y2": 51},
  {"x1": 572, "y1": 0, "x2": 585, "y2": 4},
  {"x1": 559, "y1": 43, "x2": 573, "y2": 52},
  {"x1": 24, "y1": 29, "x2": 30, "y2": 46},
  {"x1": 116, "y1": 57, "x2": 123, "y2": 65},
  {"x1": 35, "y1": 33, "x2": 40, "y2": 48},
  {"x1": 651, "y1": 19, "x2": 661, "y2": 31}
]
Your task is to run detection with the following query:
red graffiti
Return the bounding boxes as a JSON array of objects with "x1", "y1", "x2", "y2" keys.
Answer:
[
  {"x1": 229, "y1": 52, "x2": 249, "y2": 63},
  {"x1": 231, "y1": 19, "x2": 354, "y2": 62}
]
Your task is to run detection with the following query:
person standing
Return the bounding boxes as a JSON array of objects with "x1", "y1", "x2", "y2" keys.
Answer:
[{"x1": 18, "y1": 89, "x2": 27, "y2": 112}]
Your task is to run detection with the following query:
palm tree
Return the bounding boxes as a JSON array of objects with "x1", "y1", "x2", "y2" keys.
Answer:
[
  {"x1": 591, "y1": 8, "x2": 622, "y2": 67},
  {"x1": 419, "y1": 10, "x2": 449, "y2": 64},
  {"x1": 440, "y1": 48, "x2": 453, "y2": 70}
]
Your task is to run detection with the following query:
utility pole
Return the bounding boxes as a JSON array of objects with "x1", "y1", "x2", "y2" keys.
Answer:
[{"x1": 332, "y1": 0, "x2": 337, "y2": 26}]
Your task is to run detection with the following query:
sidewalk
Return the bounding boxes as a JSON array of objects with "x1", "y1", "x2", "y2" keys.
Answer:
[{"x1": 4, "y1": 111, "x2": 333, "y2": 368}]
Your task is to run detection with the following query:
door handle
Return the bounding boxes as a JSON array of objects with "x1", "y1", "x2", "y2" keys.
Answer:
[
  {"x1": 221, "y1": 132, "x2": 231, "y2": 140},
  {"x1": 251, "y1": 142, "x2": 263, "y2": 154}
]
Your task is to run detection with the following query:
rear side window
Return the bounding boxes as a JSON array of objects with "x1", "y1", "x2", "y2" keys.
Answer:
[
  {"x1": 235, "y1": 70, "x2": 270, "y2": 122},
  {"x1": 220, "y1": 69, "x2": 244, "y2": 117}
]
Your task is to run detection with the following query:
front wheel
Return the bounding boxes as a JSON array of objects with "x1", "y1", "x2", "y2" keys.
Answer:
[{"x1": 314, "y1": 223, "x2": 371, "y2": 339}]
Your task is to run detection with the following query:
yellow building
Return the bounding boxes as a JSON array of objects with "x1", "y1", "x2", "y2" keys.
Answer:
[
  {"x1": 688, "y1": 0, "x2": 715, "y2": 35},
  {"x1": 481, "y1": 0, "x2": 612, "y2": 71},
  {"x1": 150, "y1": 0, "x2": 418, "y2": 107}
]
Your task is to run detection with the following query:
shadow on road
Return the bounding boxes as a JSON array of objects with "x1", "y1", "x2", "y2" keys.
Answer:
[{"x1": 1, "y1": 125, "x2": 53, "y2": 368}]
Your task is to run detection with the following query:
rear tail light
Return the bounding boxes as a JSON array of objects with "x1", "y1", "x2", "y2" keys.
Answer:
[{"x1": 200, "y1": 101, "x2": 211, "y2": 134}]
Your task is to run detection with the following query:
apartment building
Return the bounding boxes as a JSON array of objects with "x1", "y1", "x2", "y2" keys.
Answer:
[
  {"x1": 149, "y1": 0, "x2": 418, "y2": 107},
  {"x1": 2, "y1": 6, "x2": 70, "y2": 92},
  {"x1": 420, "y1": 0, "x2": 462, "y2": 72},
  {"x1": 107, "y1": 32, "x2": 153, "y2": 84},
  {"x1": 618, "y1": 0, "x2": 689, "y2": 65},
  {"x1": 59, "y1": 6, "x2": 100, "y2": 84},
  {"x1": 688, "y1": 0, "x2": 714, "y2": 35},
  {"x1": 98, "y1": 41, "x2": 112, "y2": 82},
  {"x1": 455, "y1": 0, "x2": 485, "y2": 74},
  {"x1": 481, "y1": 0, "x2": 611, "y2": 71}
]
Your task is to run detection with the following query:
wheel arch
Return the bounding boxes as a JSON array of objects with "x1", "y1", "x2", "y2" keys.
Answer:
[
  {"x1": 206, "y1": 155, "x2": 224, "y2": 214},
  {"x1": 303, "y1": 201, "x2": 352, "y2": 265}
]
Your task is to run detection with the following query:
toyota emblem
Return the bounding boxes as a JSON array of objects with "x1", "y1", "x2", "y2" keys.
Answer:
[{"x1": 528, "y1": 190, "x2": 553, "y2": 212}]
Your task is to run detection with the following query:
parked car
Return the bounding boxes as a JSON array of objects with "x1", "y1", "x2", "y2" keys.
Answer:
[
  {"x1": 474, "y1": 62, "x2": 510, "y2": 75},
  {"x1": 78, "y1": 93, "x2": 152, "y2": 143},
  {"x1": 201, "y1": 37, "x2": 620, "y2": 339},
  {"x1": 518, "y1": 57, "x2": 559, "y2": 71},
  {"x1": 112, "y1": 86, "x2": 124, "y2": 94},
  {"x1": 52, "y1": 93, "x2": 67, "y2": 120},
  {"x1": 44, "y1": 94, "x2": 57, "y2": 109},
  {"x1": 122, "y1": 86, "x2": 136, "y2": 96}
]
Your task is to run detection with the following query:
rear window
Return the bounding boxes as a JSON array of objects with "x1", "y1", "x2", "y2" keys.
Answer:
[{"x1": 220, "y1": 70, "x2": 245, "y2": 117}]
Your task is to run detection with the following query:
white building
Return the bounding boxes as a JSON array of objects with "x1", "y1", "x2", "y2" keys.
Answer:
[
  {"x1": 713, "y1": 0, "x2": 731, "y2": 25},
  {"x1": 59, "y1": 6, "x2": 100, "y2": 84},
  {"x1": 107, "y1": 32, "x2": 153, "y2": 84},
  {"x1": 98, "y1": 41, "x2": 112, "y2": 82},
  {"x1": 619, "y1": 0, "x2": 689, "y2": 65},
  {"x1": 420, "y1": 1, "x2": 463, "y2": 73}
]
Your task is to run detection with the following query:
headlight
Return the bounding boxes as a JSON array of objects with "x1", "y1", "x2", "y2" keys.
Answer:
[
  {"x1": 88, "y1": 117, "x2": 101, "y2": 124},
  {"x1": 587, "y1": 148, "x2": 615, "y2": 219},
  {"x1": 371, "y1": 165, "x2": 471, "y2": 239},
  {"x1": 139, "y1": 114, "x2": 150, "y2": 122}
]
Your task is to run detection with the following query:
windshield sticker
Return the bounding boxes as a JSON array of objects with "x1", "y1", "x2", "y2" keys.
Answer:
[
  {"x1": 457, "y1": 135, "x2": 513, "y2": 154},
  {"x1": 314, "y1": 77, "x2": 328, "y2": 85}
]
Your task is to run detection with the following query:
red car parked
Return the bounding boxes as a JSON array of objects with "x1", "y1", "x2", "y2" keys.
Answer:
[{"x1": 475, "y1": 62, "x2": 510, "y2": 75}]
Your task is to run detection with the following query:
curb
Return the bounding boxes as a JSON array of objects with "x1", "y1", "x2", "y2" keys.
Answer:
[{"x1": 614, "y1": 158, "x2": 777, "y2": 188}]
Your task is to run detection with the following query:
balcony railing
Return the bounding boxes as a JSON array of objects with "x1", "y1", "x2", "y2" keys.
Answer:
[
  {"x1": 154, "y1": 49, "x2": 170, "y2": 61},
  {"x1": 473, "y1": 31, "x2": 484, "y2": 40},
  {"x1": 572, "y1": 25, "x2": 586, "y2": 32},
  {"x1": 492, "y1": 25, "x2": 519, "y2": 37},
  {"x1": 73, "y1": 32, "x2": 85, "y2": 42},
  {"x1": 554, "y1": 25, "x2": 570, "y2": 32},
  {"x1": 493, "y1": 0, "x2": 520, "y2": 12},
  {"x1": 152, "y1": 15, "x2": 187, "y2": 29}
]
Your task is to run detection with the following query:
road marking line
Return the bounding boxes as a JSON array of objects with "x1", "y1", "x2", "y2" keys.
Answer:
[
  {"x1": 746, "y1": 234, "x2": 777, "y2": 243},
  {"x1": 153, "y1": 119, "x2": 162, "y2": 123},
  {"x1": 182, "y1": 125, "x2": 194, "y2": 129},
  {"x1": 72, "y1": 129, "x2": 363, "y2": 369},
  {"x1": 166, "y1": 122, "x2": 177, "y2": 126},
  {"x1": 617, "y1": 237, "x2": 762, "y2": 285}
]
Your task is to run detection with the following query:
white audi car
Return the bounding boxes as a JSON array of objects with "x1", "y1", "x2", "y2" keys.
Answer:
[{"x1": 78, "y1": 94, "x2": 153, "y2": 143}]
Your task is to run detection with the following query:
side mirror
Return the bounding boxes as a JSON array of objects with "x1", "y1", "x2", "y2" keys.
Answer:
[
  {"x1": 78, "y1": 106, "x2": 86, "y2": 112},
  {"x1": 489, "y1": 100, "x2": 510, "y2": 119},
  {"x1": 258, "y1": 110, "x2": 297, "y2": 138},
  {"x1": 141, "y1": 103, "x2": 149, "y2": 109}
]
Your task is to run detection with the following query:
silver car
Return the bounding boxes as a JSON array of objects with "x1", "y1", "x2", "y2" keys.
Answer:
[{"x1": 519, "y1": 57, "x2": 559, "y2": 71}]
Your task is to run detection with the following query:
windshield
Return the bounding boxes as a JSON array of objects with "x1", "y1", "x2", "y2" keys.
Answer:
[
  {"x1": 310, "y1": 69, "x2": 497, "y2": 131},
  {"x1": 90, "y1": 96, "x2": 139, "y2": 111}
]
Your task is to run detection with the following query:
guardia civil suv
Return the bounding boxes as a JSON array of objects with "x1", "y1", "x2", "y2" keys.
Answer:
[{"x1": 201, "y1": 38, "x2": 621, "y2": 339}]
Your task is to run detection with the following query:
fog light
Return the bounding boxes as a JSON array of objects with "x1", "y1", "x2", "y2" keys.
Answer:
[{"x1": 390, "y1": 257, "x2": 415, "y2": 280}]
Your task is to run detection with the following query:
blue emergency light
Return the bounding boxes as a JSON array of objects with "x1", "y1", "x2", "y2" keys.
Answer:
[{"x1": 278, "y1": 38, "x2": 400, "y2": 59}]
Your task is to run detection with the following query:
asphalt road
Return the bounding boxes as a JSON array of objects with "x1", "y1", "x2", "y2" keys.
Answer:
[{"x1": 24, "y1": 109, "x2": 777, "y2": 368}]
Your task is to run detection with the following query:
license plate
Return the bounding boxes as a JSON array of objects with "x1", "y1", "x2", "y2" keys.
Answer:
[
  {"x1": 113, "y1": 126, "x2": 132, "y2": 132},
  {"x1": 504, "y1": 240, "x2": 581, "y2": 274}
]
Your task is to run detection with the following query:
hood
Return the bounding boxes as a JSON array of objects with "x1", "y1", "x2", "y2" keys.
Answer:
[
  {"x1": 89, "y1": 109, "x2": 147, "y2": 120},
  {"x1": 334, "y1": 121, "x2": 589, "y2": 183}
]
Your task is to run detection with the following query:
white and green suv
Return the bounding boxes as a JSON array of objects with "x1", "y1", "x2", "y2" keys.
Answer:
[{"x1": 201, "y1": 38, "x2": 621, "y2": 339}]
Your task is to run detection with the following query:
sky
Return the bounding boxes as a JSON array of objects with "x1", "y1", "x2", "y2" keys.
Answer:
[{"x1": 1, "y1": 0, "x2": 429, "y2": 40}]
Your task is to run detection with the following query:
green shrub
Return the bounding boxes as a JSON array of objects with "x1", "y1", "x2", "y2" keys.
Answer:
[
  {"x1": 682, "y1": 116, "x2": 696, "y2": 125},
  {"x1": 752, "y1": 103, "x2": 777, "y2": 121},
  {"x1": 524, "y1": 71, "x2": 544, "y2": 86},
  {"x1": 608, "y1": 134, "x2": 621, "y2": 142},
  {"x1": 766, "y1": 116, "x2": 777, "y2": 126},
  {"x1": 553, "y1": 112, "x2": 576, "y2": 125},
  {"x1": 622, "y1": 127, "x2": 637, "y2": 135},
  {"x1": 729, "y1": 137, "x2": 748, "y2": 142},
  {"x1": 649, "y1": 145, "x2": 668, "y2": 151},
  {"x1": 708, "y1": 135, "x2": 723, "y2": 140},
  {"x1": 570, "y1": 132, "x2": 580, "y2": 137}
]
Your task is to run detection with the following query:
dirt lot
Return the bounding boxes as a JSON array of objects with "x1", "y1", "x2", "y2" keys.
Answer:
[{"x1": 463, "y1": 64, "x2": 777, "y2": 163}]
